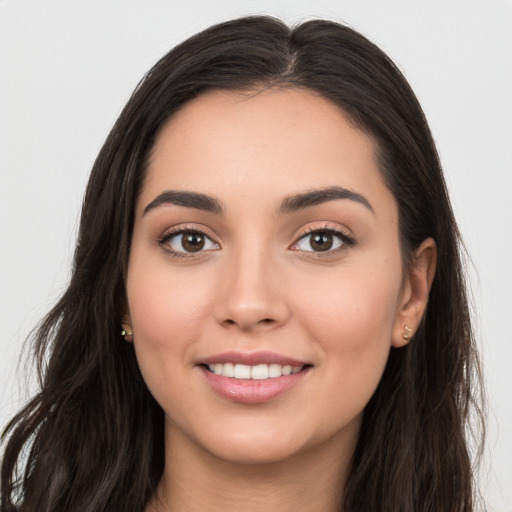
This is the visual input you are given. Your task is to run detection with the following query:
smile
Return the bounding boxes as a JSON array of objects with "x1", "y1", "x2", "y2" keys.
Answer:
[
  {"x1": 198, "y1": 352, "x2": 312, "y2": 404},
  {"x1": 206, "y1": 363, "x2": 304, "y2": 380}
]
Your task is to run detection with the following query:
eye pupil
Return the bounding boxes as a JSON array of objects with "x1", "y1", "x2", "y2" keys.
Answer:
[
  {"x1": 310, "y1": 233, "x2": 333, "y2": 251},
  {"x1": 182, "y1": 233, "x2": 205, "y2": 252}
]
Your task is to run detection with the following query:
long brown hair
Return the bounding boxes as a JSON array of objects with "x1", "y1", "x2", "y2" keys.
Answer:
[{"x1": 1, "y1": 16, "x2": 485, "y2": 512}]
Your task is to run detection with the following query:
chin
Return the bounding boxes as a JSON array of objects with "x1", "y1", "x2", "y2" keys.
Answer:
[
  {"x1": 207, "y1": 436, "x2": 306, "y2": 466},
  {"x1": 191, "y1": 415, "x2": 358, "y2": 467}
]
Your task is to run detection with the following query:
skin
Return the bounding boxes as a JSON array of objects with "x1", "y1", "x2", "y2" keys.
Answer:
[{"x1": 123, "y1": 88, "x2": 436, "y2": 512}]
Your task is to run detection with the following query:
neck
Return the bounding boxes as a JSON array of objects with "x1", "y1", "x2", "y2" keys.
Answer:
[{"x1": 147, "y1": 420, "x2": 359, "y2": 512}]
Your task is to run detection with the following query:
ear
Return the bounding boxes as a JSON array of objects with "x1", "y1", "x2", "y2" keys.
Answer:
[
  {"x1": 392, "y1": 238, "x2": 437, "y2": 347},
  {"x1": 120, "y1": 301, "x2": 133, "y2": 342}
]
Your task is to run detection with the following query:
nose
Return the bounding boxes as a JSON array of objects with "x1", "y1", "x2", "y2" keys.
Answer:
[{"x1": 213, "y1": 247, "x2": 290, "y2": 333}]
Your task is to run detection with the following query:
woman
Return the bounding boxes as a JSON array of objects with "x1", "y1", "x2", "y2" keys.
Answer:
[{"x1": 1, "y1": 15, "x2": 484, "y2": 512}]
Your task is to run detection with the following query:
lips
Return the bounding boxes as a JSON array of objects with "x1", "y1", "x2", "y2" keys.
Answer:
[
  {"x1": 198, "y1": 351, "x2": 311, "y2": 403},
  {"x1": 200, "y1": 351, "x2": 308, "y2": 367}
]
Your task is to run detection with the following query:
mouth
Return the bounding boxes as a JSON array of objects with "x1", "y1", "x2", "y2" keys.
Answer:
[
  {"x1": 197, "y1": 352, "x2": 312, "y2": 404},
  {"x1": 201, "y1": 362, "x2": 309, "y2": 380}
]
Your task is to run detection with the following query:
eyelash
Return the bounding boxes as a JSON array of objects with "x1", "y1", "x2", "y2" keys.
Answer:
[
  {"x1": 291, "y1": 226, "x2": 356, "y2": 257},
  {"x1": 157, "y1": 225, "x2": 219, "y2": 259},
  {"x1": 157, "y1": 225, "x2": 355, "y2": 259}
]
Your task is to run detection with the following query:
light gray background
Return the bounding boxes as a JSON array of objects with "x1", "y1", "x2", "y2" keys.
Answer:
[{"x1": 1, "y1": 1, "x2": 511, "y2": 510}]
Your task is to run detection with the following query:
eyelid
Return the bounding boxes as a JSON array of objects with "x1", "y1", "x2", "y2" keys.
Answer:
[
  {"x1": 157, "y1": 224, "x2": 220, "y2": 257},
  {"x1": 289, "y1": 223, "x2": 356, "y2": 254}
]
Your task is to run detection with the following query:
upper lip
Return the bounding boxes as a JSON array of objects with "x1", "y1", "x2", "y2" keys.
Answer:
[{"x1": 199, "y1": 351, "x2": 309, "y2": 367}]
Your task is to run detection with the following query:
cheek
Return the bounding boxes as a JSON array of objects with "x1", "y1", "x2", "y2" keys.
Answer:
[
  {"x1": 293, "y1": 259, "x2": 402, "y2": 394},
  {"x1": 125, "y1": 257, "x2": 214, "y2": 390},
  {"x1": 128, "y1": 257, "x2": 212, "y2": 338},
  {"x1": 298, "y1": 259, "x2": 400, "y2": 334}
]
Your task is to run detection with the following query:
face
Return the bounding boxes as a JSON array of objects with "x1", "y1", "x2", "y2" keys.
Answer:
[{"x1": 125, "y1": 88, "x2": 411, "y2": 466}]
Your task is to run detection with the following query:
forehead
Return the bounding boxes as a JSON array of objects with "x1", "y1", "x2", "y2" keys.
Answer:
[{"x1": 140, "y1": 88, "x2": 394, "y2": 218}]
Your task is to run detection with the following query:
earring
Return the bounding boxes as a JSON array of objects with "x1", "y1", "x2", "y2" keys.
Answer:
[
  {"x1": 121, "y1": 329, "x2": 133, "y2": 341},
  {"x1": 402, "y1": 325, "x2": 413, "y2": 340}
]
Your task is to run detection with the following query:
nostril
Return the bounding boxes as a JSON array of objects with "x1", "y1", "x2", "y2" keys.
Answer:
[{"x1": 221, "y1": 317, "x2": 275, "y2": 329}]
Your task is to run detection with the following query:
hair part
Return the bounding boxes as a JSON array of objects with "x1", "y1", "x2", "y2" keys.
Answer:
[{"x1": 1, "y1": 15, "x2": 485, "y2": 512}]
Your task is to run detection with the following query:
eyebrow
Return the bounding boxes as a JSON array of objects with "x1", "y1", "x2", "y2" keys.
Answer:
[
  {"x1": 143, "y1": 190, "x2": 224, "y2": 216},
  {"x1": 279, "y1": 186, "x2": 375, "y2": 215},
  {"x1": 142, "y1": 185, "x2": 374, "y2": 217}
]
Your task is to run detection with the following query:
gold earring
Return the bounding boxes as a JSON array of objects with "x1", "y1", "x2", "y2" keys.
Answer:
[
  {"x1": 402, "y1": 325, "x2": 413, "y2": 340},
  {"x1": 121, "y1": 329, "x2": 133, "y2": 337}
]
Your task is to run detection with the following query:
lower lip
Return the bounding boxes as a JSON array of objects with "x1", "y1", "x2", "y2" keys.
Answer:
[{"x1": 200, "y1": 366, "x2": 310, "y2": 404}]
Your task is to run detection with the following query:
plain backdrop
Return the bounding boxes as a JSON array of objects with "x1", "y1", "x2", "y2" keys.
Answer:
[{"x1": 0, "y1": 1, "x2": 511, "y2": 510}]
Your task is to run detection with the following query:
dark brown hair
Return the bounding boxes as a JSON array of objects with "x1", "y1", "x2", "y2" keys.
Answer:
[{"x1": 1, "y1": 15, "x2": 485, "y2": 512}]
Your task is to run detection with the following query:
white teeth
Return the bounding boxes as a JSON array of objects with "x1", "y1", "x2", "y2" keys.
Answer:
[
  {"x1": 251, "y1": 364, "x2": 268, "y2": 380},
  {"x1": 222, "y1": 362, "x2": 234, "y2": 377},
  {"x1": 234, "y1": 364, "x2": 251, "y2": 379},
  {"x1": 206, "y1": 362, "x2": 305, "y2": 380},
  {"x1": 268, "y1": 364, "x2": 282, "y2": 378}
]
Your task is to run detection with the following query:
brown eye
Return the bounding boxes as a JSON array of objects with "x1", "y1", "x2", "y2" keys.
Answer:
[
  {"x1": 181, "y1": 233, "x2": 205, "y2": 252},
  {"x1": 294, "y1": 230, "x2": 348, "y2": 253},
  {"x1": 310, "y1": 233, "x2": 333, "y2": 251},
  {"x1": 167, "y1": 231, "x2": 219, "y2": 254}
]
